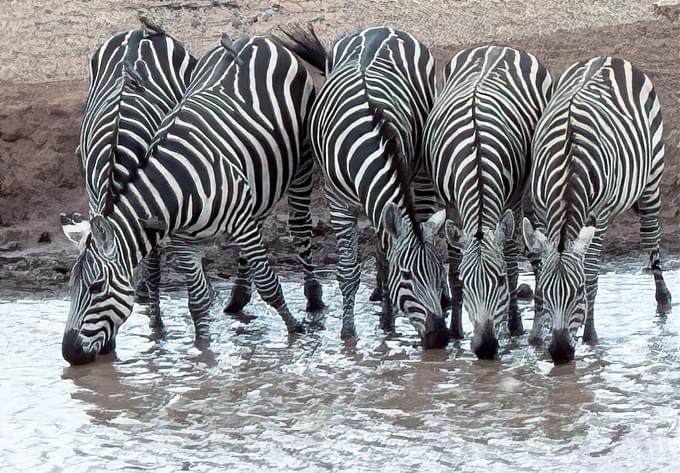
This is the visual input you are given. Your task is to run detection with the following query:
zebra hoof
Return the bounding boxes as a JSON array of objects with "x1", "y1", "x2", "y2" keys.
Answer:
[
  {"x1": 304, "y1": 280, "x2": 325, "y2": 312},
  {"x1": 340, "y1": 323, "x2": 357, "y2": 340},
  {"x1": 508, "y1": 316, "x2": 524, "y2": 337},
  {"x1": 287, "y1": 321, "x2": 306, "y2": 334},
  {"x1": 224, "y1": 284, "x2": 251, "y2": 314},
  {"x1": 369, "y1": 286, "x2": 383, "y2": 302}
]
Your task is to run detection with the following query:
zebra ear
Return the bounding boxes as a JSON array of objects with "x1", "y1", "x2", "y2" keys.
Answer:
[
  {"x1": 571, "y1": 226, "x2": 596, "y2": 258},
  {"x1": 444, "y1": 219, "x2": 467, "y2": 251},
  {"x1": 494, "y1": 209, "x2": 515, "y2": 247},
  {"x1": 90, "y1": 216, "x2": 116, "y2": 258},
  {"x1": 421, "y1": 209, "x2": 446, "y2": 243},
  {"x1": 382, "y1": 202, "x2": 402, "y2": 238},
  {"x1": 522, "y1": 217, "x2": 548, "y2": 255},
  {"x1": 60, "y1": 212, "x2": 91, "y2": 250}
]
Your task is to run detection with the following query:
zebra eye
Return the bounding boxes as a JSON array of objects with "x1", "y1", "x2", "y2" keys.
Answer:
[{"x1": 89, "y1": 280, "x2": 106, "y2": 294}]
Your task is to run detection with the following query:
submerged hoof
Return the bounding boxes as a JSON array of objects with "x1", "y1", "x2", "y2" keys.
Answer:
[
  {"x1": 340, "y1": 324, "x2": 357, "y2": 340},
  {"x1": 369, "y1": 286, "x2": 383, "y2": 302},
  {"x1": 287, "y1": 321, "x2": 306, "y2": 334},
  {"x1": 304, "y1": 280, "x2": 325, "y2": 312},
  {"x1": 224, "y1": 285, "x2": 251, "y2": 314},
  {"x1": 507, "y1": 317, "x2": 524, "y2": 337}
]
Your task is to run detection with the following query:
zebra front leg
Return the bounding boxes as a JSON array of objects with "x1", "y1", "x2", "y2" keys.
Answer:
[
  {"x1": 527, "y1": 254, "x2": 543, "y2": 345},
  {"x1": 329, "y1": 204, "x2": 362, "y2": 339},
  {"x1": 448, "y1": 244, "x2": 464, "y2": 339},
  {"x1": 224, "y1": 255, "x2": 252, "y2": 314},
  {"x1": 167, "y1": 240, "x2": 214, "y2": 340},
  {"x1": 287, "y1": 159, "x2": 325, "y2": 312},
  {"x1": 238, "y1": 224, "x2": 304, "y2": 333},
  {"x1": 505, "y1": 227, "x2": 523, "y2": 336},
  {"x1": 138, "y1": 248, "x2": 163, "y2": 329},
  {"x1": 651, "y1": 250, "x2": 672, "y2": 310},
  {"x1": 582, "y1": 222, "x2": 607, "y2": 344},
  {"x1": 375, "y1": 243, "x2": 395, "y2": 331},
  {"x1": 369, "y1": 251, "x2": 385, "y2": 302}
]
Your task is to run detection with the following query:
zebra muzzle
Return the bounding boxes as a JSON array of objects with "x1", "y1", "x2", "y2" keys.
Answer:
[
  {"x1": 422, "y1": 315, "x2": 449, "y2": 349},
  {"x1": 549, "y1": 328, "x2": 575, "y2": 364},
  {"x1": 471, "y1": 320, "x2": 498, "y2": 360},
  {"x1": 62, "y1": 329, "x2": 97, "y2": 365}
]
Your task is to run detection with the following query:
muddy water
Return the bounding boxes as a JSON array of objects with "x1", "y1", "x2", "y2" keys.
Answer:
[{"x1": 1, "y1": 268, "x2": 680, "y2": 472}]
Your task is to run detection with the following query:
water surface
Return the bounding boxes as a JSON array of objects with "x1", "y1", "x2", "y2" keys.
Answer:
[{"x1": 1, "y1": 269, "x2": 680, "y2": 472}]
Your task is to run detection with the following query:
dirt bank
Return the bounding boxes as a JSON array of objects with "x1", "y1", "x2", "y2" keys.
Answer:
[{"x1": 1, "y1": 2, "x2": 679, "y2": 295}]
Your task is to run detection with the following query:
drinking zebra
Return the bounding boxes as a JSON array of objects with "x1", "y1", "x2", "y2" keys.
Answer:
[
  {"x1": 280, "y1": 26, "x2": 449, "y2": 348},
  {"x1": 62, "y1": 35, "x2": 324, "y2": 364},
  {"x1": 64, "y1": 21, "x2": 216, "y2": 330},
  {"x1": 523, "y1": 56, "x2": 672, "y2": 364},
  {"x1": 423, "y1": 45, "x2": 552, "y2": 359}
]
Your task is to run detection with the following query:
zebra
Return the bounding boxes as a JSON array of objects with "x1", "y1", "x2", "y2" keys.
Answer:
[
  {"x1": 62, "y1": 35, "x2": 324, "y2": 365},
  {"x1": 522, "y1": 56, "x2": 672, "y2": 364},
  {"x1": 279, "y1": 26, "x2": 449, "y2": 348},
  {"x1": 423, "y1": 45, "x2": 553, "y2": 359},
  {"x1": 64, "y1": 22, "x2": 219, "y2": 331}
]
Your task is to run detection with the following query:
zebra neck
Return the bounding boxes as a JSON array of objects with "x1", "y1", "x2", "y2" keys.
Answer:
[{"x1": 109, "y1": 199, "x2": 164, "y2": 275}]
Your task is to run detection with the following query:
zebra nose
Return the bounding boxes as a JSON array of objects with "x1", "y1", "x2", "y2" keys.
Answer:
[
  {"x1": 471, "y1": 320, "x2": 498, "y2": 360},
  {"x1": 549, "y1": 328, "x2": 575, "y2": 364},
  {"x1": 422, "y1": 314, "x2": 449, "y2": 349},
  {"x1": 62, "y1": 329, "x2": 96, "y2": 365}
]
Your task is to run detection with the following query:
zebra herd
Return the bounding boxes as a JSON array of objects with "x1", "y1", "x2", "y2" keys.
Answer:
[{"x1": 60, "y1": 18, "x2": 672, "y2": 366}]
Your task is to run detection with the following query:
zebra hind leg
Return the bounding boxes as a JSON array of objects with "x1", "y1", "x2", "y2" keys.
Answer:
[
  {"x1": 448, "y1": 244, "x2": 464, "y2": 339},
  {"x1": 637, "y1": 190, "x2": 672, "y2": 310},
  {"x1": 224, "y1": 255, "x2": 252, "y2": 314},
  {"x1": 287, "y1": 157, "x2": 325, "y2": 312},
  {"x1": 167, "y1": 240, "x2": 214, "y2": 341},
  {"x1": 329, "y1": 202, "x2": 362, "y2": 340},
  {"x1": 237, "y1": 223, "x2": 304, "y2": 333}
]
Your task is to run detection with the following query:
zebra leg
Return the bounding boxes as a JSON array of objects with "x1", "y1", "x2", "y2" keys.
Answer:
[
  {"x1": 140, "y1": 248, "x2": 163, "y2": 329},
  {"x1": 329, "y1": 201, "x2": 361, "y2": 339},
  {"x1": 375, "y1": 243, "x2": 395, "y2": 331},
  {"x1": 224, "y1": 255, "x2": 252, "y2": 314},
  {"x1": 527, "y1": 253, "x2": 544, "y2": 345},
  {"x1": 236, "y1": 223, "x2": 304, "y2": 333},
  {"x1": 369, "y1": 250, "x2": 384, "y2": 302},
  {"x1": 505, "y1": 230, "x2": 524, "y2": 336},
  {"x1": 448, "y1": 244, "x2": 464, "y2": 339},
  {"x1": 167, "y1": 240, "x2": 214, "y2": 339},
  {"x1": 638, "y1": 190, "x2": 672, "y2": 309},
  {"x1": 583, "y1": 221, "x2": 607, "y2": 344},
  {"x1": 287, "y1": 158, "x2": 325, "y2": 312}
]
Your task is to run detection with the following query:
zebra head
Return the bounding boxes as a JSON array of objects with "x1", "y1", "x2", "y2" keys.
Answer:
[
  {"x1": 445, "y1": 209, "x2": 515, "y2": 360},
  {"x1": 523, "y1": 218, "x2": 595, "y2": 364},
  {"x1": 382, "y1": 203, "x2": 449, "y2": 349},
  {"x1": 62, "y1": 216, "x2": 135, "y2": 365}
]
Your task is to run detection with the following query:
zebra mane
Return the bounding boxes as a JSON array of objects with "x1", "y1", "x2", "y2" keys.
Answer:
[
  {"x1": 101, "y1": 60, "x2": 147, "y2": 214},
  {"x1": 366, "y1": 98, "x2": 423, "y2": 241},
  {"x1": 276, "y1": 23, "x2": 327, "y2": 74}
]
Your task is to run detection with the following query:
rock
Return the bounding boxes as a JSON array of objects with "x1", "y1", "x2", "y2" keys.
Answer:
[
  {"x1": 0, "y1": 242, "x2": 22, "y2": 252},
  {"x1": 191, "y1": 18, "x2": 201, "y2": 28},
  {"x1": 38, "y1": 232, "x2": 51, "y2": 244},
  {"x1": 516, "y1": 283, "x2": 534, "y2": 300},
  {"x1": 654, "y1": 0, "x2": 680, "y2": 21},
  {"x1": 1, "y1": 125, "x2": 22, "y2": 143}
]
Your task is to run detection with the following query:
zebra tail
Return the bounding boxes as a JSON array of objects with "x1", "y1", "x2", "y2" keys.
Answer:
[{"x1": 276, "y1": 23, "x2": 327, "y2": 74}]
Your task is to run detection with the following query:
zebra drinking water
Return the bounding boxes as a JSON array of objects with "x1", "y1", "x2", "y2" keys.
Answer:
[
  {"x1": 423, "y1": 45, "x2": 552, "y2": 359},
  {"x1": 523, "y1": 56, "x2": 672, "y2": 364},
  {"x1": 63, "y1": 22, "x2": 217, "y2": 331},
  {"x1": 62, "y1": 35, "x2": 324, "y2": 365},
  {"x1": 280, "y1": 26, "x2": 449, "y2": 348}
]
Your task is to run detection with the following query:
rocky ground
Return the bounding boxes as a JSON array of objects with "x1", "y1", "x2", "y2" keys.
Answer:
[{"x1": 1, "y1": 1, "x2": 679, "y2": 296}]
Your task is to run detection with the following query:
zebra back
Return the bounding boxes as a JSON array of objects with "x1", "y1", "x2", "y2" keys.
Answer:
[
  {"x1": 530, "y1": 56, "x2": 663, "y2": 250},
  {"x1": 425, "y1": 45, "x2": 552, "y2": 235},
  {"x1": 80, "y1": 28, "x2": 195, "y2": 216}
]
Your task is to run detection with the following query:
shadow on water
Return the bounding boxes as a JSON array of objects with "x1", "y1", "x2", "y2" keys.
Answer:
[{"x1": 1, "y1": 268, "x2": 680, "y2": 472}]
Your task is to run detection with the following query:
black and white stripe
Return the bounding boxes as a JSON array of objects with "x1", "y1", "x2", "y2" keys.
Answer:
[
  {"x1": 523, "y1": 56, "x2": 672, "y2": 364},
  {"x1": 423, "y1": 45, "x2": 552, "y2": 358},
  {"x1": 280, "y1": 26, "x2": 449, "y2": 348},
  {"x1": 63, "y1": 35, "x2": 324, "y2": 364},
  {"x1": 66, "y1": 24, "x2": 216, "y2": 332}
]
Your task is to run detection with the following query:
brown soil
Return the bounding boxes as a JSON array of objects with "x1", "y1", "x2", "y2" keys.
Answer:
[{"x1": 1, "y1": 2, "x2": 679, "y2": 295}]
